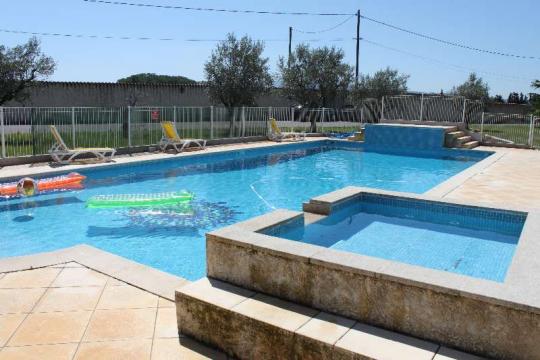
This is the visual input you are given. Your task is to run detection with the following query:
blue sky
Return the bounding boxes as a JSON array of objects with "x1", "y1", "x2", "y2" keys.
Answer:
[{"x1": 2, "y1": 0, "x2": 538, "y2": 96}]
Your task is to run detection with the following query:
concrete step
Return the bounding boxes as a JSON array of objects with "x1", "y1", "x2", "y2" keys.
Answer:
[
  {"x1": 461, "y1": 141, "x2": 479, "y2": 149},
  {"x1": 443, "y1": 126, "x2": 459, "y2": 133},
  {"x1": 446, "y1": 130, "x2": 465, "y2": 138},
  {"x1": 456, "y1": 135, "x2": 472, "y2": 145},
  {"x1": 176, "y1": 278, "x2": 480, "y2": 360}
]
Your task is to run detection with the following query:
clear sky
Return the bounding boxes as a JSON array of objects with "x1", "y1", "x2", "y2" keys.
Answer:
[{"x1": 2, "y1": 0, "x2": 538, "y2": 97}]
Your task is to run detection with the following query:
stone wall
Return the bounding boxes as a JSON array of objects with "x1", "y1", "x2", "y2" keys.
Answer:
[{"x1": 5, "y1": 81, "x2": 295, "y2": 108}]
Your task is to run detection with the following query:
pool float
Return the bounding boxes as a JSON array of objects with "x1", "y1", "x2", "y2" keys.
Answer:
[
  {"x1": 0, "y1": 172, "x2": 86, "y2": 197},
  {"x1": 86, "y1": 191, "x2": 194, "y2": 209}
]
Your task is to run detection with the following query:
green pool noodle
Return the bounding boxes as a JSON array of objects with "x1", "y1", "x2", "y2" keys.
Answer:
[{"x1": 87, "y1": 191, "x2": 194, "y2": 209}]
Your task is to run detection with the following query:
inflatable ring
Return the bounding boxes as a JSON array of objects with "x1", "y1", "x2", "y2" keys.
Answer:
[{"x1": 17, "y1": 177, "x2": 38, "y2": 197}]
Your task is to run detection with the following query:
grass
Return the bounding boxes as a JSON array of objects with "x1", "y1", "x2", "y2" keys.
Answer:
[{"x1": 469, "y1": 124, "x2": 539, "y2": 147}]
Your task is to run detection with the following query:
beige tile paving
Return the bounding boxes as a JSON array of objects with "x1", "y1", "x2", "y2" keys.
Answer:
[
  {"x1": 96, "y1": 285, "x2": 159, "y2": 309},
  {"x1": 443, "y1": 148, "x2": 540, "y2": 209},
  {"x1": 0, "y1": 343, "x2": 78, "y2": 360},
  {"x1": 8, "y1": 311, "x2": 92, "y2": 346},
  {"x1": 83, "y1": 308, "x2": 157, "y2": 341},
  {"x1": 75, "y1": 339, "x2": 152, "y2": 360},
  {"x1": 0, "y1": 265, "x2": 226, "y2": 360},
  {"x1": 0, "y1": 267, "x2": 61, "y2": 288}
]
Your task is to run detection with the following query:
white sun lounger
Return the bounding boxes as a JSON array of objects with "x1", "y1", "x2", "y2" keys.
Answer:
[
  {"x1": 49, "y1": 125, "x2": 116, "y2": 164},
  {"x1": 268, "y1": 118, "x2": 306, "y2": 142},
  {"x1": 159, "y1": 121, "x2": 206, "y2": 153}
]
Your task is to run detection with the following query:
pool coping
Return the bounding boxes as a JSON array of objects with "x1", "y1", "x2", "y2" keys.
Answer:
[
  {"x1": 209, "y1": 186, "x2": 540, "y2": 314},
  {"x1": 0, "y1": 244, "x2": 188, "y2": 300}
]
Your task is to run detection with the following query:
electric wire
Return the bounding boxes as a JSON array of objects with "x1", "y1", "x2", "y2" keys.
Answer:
[{"x1": 293, "y1": 14, "x2": 355, "y2": 34}]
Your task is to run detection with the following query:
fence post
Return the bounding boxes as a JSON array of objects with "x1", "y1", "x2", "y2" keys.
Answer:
[
  {"x1": 290, "y1": 107, "x2": 294, "y2": 122},
  {"x1": 173, "y1": 106, "x2": 177, "y2": 125},
  {"x1": 461, "y1": 98, "x2": 467, "y2": 123},
  {"x1": 200, "y1": 107, "x2": 204, "y2": 139},
  {"x1": 210, "y1": 106, "x2": 214, "y2": 139},
  {"x1": 241, "y1": 107, "x2": 246, "y2": 137},
  {"x1": 360, "y1": 105, "x2": 364, "y2": 124},
  {"x1": 0, "y1": 107, "x2": 5, "y2": 158},
  {"x1": 71, "y1": 107, "x2": 76, "y2": 147},
  {"x1": 380, "y1": 96, "x2": 385, "y2": 121},
  {"x1": 528, "y1": 114, "x2": 534, "y2": 148},
  {"x1": 127, "y1": 106, "x2": 132, "y2": 148},
  {"x1": 419, "y1": 93, "x2": 424, "y2": 121},
  {"x1": 480, "y1": 112, "x2": 485, "y2": 142}
]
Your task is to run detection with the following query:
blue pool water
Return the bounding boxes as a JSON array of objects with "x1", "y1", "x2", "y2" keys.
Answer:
[
  {"x1": 0, "y1": 141, "x2": 490, "y2": 280},
  {"x1": 265, "y1": 193, "x2": 525, "y2": 282}
]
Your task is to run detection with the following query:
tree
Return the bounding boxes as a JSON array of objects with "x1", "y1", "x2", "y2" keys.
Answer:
[
  {"x1": 351, "y1": 67, "x2": 409, "y2": 122},
  {"x1": 532, "y1": 80, "x2": 540, "y2": 116},
  {"x1": 451, "y1": 73, "x2": 489, "y2": 101},
  {"x1": 278, "y1": 44, "x2": 353, "y2": 131},
  {"x1": 0, "y1": 37, "x2": 55, "y2": 105},
  {"x1": 507, "y1": 92, "x2": 529, "y2": 104},
  {"x1": 205, "y1": 33, "x2": 272, "y2": 135},
  {"x1": 117, "y1": 73, "x2": 195, "y2": 84},
  {"x1": 492, "y1": 95, "x2": 505, "y2": 103}
]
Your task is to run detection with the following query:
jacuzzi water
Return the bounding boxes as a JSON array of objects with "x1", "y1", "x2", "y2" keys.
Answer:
[
  {"x1": 266, "y1": 193, "x2": 525, "y2": 282},
  {"x1": 0, "y1": 140, "x2": 491, "y2": 280}
]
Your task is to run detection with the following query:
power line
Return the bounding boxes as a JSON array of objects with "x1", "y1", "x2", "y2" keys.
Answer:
[
  {"x1": 294, "y1": 14, "x2": 355, "y2": 34},
  {"x1": 82, "y1": 0, "x2": 538, "y2": 61},
  {"x1": 360, "y1": 15, "x2": 540, "y2": 60},
  {"x1": 0, "y1": 28, "x2": 347, "y2": 43},
  {"x1": 0, "y1": 28, "x2": 175, "y2": 41},
  {"x1": 82, "y1": 0, "x2": 354, "y2": 16},
  {"x1": 361, "y1": 38, "x2": 532, "y2": 82}
]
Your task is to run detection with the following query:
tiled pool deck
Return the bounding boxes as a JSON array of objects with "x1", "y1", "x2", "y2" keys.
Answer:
[
  {"x1": 0, "y1": 263, "x2": 225, "y2": 359},
  {"x1": 1, "y1": 139, "x2": 539, "y2": 359}
]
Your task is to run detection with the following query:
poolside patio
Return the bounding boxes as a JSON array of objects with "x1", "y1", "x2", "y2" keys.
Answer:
[
  {"x1": 0, "y1": 262, "x2": 225, "y2": 359},
  {"x1": 1, "y1": 141, "x2": 539, "y2": 359}
]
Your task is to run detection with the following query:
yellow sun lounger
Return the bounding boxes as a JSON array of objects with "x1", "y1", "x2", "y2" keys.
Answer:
[
  {"x1": 268, "y1": 118, "x2": 306, "y2": 142},
  {"x1": 49, "y1": 125, "x2": 116, "y2": 164},
  {"x1": 159, "y1": 121, "x2": 207, "y2": 153}
]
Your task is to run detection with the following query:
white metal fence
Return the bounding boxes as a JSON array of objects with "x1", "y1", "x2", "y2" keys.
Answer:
[
  {"x1": 0, "y1": 105, "x2": 370, "y2": 158},
  {"x1": 381, "y1": 94, "x2": 538, "y2": 147},
  {"x1": 475, "y1": 113, "x2": 538, "y2": 147},
  {"x1": 381, "y1": 94, "x2": 483, "y2": 123}
]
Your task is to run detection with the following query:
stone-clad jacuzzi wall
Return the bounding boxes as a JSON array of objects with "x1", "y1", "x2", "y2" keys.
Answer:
[{"x1": 206, "y1": 188, "x2": 540, "y2": 360}]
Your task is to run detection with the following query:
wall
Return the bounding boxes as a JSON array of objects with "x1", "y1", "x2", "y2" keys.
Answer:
[{"x1": 4, "y1": 81, "x2": 295, "y2": 108}]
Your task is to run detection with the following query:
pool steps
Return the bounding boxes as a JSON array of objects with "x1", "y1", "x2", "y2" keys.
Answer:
[
  {"x1": 445, "y1": 129, "x2": 479, "y2": 149},
  {"x1": 175, "y1": 277, "x2": 480, "y2": 360}
]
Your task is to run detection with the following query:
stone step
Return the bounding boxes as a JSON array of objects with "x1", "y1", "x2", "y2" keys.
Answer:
[
  {"x1": 456, "y1": 135, "x2": 472, "y2": 144},
  {"x1": 461, "y1": 141, "x2": 479, "y2": 149},
  {"x1": 176, "y1": 278, "x2": 481, "y2": 360},
  {"x1": 446, "y1": 131, "x2": 465, "y2": 138},
  {"x1": 443, "y1": 126, "x2": 459, "y2": 133}
]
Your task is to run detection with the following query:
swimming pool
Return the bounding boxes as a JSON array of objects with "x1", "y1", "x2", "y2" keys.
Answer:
[
  {"x1": 0, "y1": 140, "x2": 491, "y2": 280},
  {"x1": 263, "y1": 192, "x2": 524, "y2": 281}
]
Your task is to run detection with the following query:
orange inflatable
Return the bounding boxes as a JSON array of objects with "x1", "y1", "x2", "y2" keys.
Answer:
[{"x1": 0, "y1": 172, "x2": 86, "y2": 197}]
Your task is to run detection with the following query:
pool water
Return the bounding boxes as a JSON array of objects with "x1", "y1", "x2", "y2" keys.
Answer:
[
  {"x1": 0, "y1": 141, "x2": 489, "y2": 280},
  {"x1": 266, "y1": 194, "x2": 524, "y2": 282}
]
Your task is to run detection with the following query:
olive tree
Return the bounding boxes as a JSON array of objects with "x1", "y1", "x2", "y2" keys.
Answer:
[
  {"x1": 351, "y1": 67, "x2": 409, "y2": 122},
  {"x1": 205, "y1": 33, "x2": 273, "y2": 135},
  {"x1": 278, "y1": 44, "x2": 353, "y2": 132},
  {"x1": 0, "y1": 37, "x2": 55, "y2": 105},
  {"x1": 451, "y1": 73, "x2": 489, "y2": 101}
]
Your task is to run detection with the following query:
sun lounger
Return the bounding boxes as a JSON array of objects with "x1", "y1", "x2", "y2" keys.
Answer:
[
  {"x1": 159, "y1": 121, "x2": 206, "y2": 153},
  {"x1": 49, "y1": 125, "x2": 116, "y2": 164},
  {"x1": 268, "y1": 118, "x2": 306, "y2": 142}
]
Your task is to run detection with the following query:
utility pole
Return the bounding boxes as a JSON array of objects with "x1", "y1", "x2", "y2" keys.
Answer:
[
  {"x1": 355, "y1": 9, "x2": 361, "y2": 84},
  {"x1": 288, "y1": 26, "x2": 293, "y2": 67}
]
